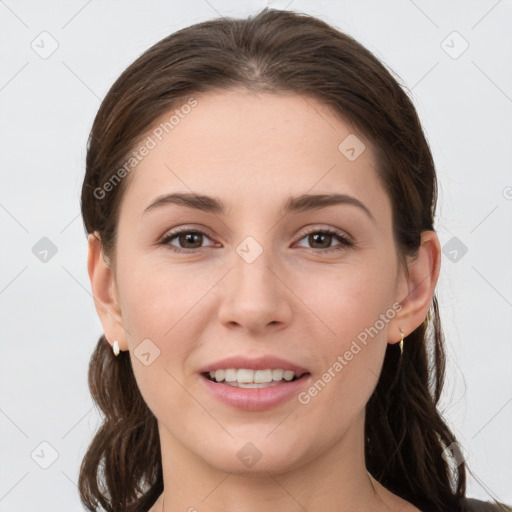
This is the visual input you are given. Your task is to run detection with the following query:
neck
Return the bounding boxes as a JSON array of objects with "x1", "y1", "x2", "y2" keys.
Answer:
[{"x1": 154, "y1": 412, "x2": 404, "y2": 512}]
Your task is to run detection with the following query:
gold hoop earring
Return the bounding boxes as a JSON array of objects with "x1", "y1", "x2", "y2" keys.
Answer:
[
  {"x1": 399, "y1": 329, "x2": 404, "y2": 355},
  {"x1": 113, "y1": 340, "x2": 120, "y2": 357},
  {"x1": 424, "y1": 306, "x2": 432, "y2": 326}
]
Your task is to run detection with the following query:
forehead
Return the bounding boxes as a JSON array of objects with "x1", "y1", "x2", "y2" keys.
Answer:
[{"x1": 120, "y1": 89, "x2": 389, "y2": 218}]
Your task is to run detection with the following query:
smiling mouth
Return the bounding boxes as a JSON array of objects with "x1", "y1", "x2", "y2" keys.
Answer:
[{"x1": 202, "y1": 369, "x2": 309, "y2": 388}]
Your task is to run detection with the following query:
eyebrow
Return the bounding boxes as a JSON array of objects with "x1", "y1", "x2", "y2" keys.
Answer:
[{"x1": 143, "y1": 192, "x2": 375, "y2": 222}]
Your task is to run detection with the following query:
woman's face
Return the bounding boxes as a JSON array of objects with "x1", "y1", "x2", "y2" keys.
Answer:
[{"x1": 106, "y1": 89, "x2": 409, "y2": 473}]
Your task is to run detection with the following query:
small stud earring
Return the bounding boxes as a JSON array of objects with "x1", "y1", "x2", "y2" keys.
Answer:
[
  {"x1": 399, "y1": 329, "x2": 404, "y2": 355},
  {"x1": 113, "y1": 340, "x2": 120, "y2": 357}
]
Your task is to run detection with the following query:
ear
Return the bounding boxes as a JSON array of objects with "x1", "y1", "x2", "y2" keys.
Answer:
[
  {"x1": 87, "y1": 232, "x2": 128, "y2": 352},
  {"x1": 389, "y1": 230, "x2": 441, "y2": 345}
]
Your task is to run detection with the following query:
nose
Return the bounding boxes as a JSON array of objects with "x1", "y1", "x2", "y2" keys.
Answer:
[{"x1": 217, "y1": 246, "x2": 293, "y2": 335}]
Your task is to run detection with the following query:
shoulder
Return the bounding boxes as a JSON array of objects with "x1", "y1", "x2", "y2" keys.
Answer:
[{"x1": 460, "y1": 497, "x2": 512, "y2": 512}]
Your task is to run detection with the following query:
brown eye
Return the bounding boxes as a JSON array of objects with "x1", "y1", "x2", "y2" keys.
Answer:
[
  {"x1": 176, "y1": 232, "x2": 204, "y2": 249},
  {"x1": 161, "y1": 229, "x2": 215, "y2": 252},
  {"x1": 307, "y1": 232, "x2": 333, "y2": 249},
  {"x1": 295, "y1": 228, "x2": 353, "y2": 253}
]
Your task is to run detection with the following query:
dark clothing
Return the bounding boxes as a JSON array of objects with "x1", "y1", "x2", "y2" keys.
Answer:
[
  {"x1": 420, "y1": 498, "x2": 510, "y2": 511},
  {"x1": 462, "y1": 498, "x2": 511, "y2": 511}
]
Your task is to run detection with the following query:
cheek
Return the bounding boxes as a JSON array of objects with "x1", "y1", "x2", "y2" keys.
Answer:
[
  {"x1": 118, "y1": 247, "x2": 397, "y2": 370},
  {"x1": 117, "y1": 254, "x2": 211, "y2": 339},
  {"x1": 116, "y1": 244, "x2": 397, "y2": 428},
  {"x1": 114, "y1": 256, "x2": 211, "y2": 412},
  {"x1": 298, "y1": 260, "x2": 397, "y2": 412},
  {"x1": 311, "y1": 259, "x2": 397, "y2": 344}
]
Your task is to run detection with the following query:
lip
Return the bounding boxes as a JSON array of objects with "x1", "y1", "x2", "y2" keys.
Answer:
[
  {"x1": 197, "y1": 355, "x2": 309, "y2": 375},
  {"x1": 200, "y1": 372, "x2": 312, "y2": 411}
]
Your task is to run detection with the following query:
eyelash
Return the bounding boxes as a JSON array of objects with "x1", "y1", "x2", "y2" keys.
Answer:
[{"x1": 160, "y1": 227, "x2": 354, "y2": 254}]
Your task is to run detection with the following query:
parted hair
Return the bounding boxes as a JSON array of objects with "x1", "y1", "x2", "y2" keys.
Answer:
[{"x1": 79, "y1": 8, "x2": 504, "y2": 512}]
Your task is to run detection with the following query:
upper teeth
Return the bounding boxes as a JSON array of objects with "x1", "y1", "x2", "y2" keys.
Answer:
[{"x1": 208, "y1": 369, "x2": 297, "y2": 383}]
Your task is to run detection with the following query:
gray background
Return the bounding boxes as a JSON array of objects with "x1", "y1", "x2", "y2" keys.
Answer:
[{"x1": 1, "y1": 0, "x2": 511, "y2": 510}]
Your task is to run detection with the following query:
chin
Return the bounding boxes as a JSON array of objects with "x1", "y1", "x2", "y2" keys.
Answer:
[{"x1": 198, "y1": 436, "x2": 309, "y2": 476}]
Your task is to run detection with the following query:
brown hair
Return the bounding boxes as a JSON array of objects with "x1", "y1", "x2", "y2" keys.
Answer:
[{"x1": 79, "y1": 7, "x2": 499, "y2": 512}]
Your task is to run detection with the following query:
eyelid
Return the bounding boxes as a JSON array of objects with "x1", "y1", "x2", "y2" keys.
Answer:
[
  {"x1": 297, "y1": 225, "x2": 353, "y2": 242},
  {"x1": 160, "y1": 224, "x2": 354, "y2": 253},
  {"x1": 293, "y1": 226, "x2": 354, "y2": 252},
  {"x1": 160, "y1": 224, "x2": 352, "y2": 241},
  {"x1": 159, "y1": 225, "x2": 217, "y2": 247}
]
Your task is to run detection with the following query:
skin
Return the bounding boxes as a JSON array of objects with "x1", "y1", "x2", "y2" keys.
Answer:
[{"x1": 88, "y1": 89, "x2": 440, "y2": 512}]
